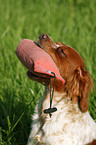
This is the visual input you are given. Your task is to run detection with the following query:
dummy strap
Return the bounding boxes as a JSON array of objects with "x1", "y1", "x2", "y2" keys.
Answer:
[{"x1": 43, "y1": 71, "x2": 57, "y2": 118}]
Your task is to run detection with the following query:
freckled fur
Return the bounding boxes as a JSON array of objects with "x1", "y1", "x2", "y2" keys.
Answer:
[{"x1": 27, "y1": 89, "x2": 96, "y2": 145}]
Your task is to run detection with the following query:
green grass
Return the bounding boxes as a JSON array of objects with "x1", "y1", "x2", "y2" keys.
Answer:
[{"x1": 0, "y1": 0, "x2": 96, "y2": 144}]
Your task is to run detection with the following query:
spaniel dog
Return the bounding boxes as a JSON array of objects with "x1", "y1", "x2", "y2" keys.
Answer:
[{"x1": 27, "y1": 33, "x2": 96, "y2": 145}]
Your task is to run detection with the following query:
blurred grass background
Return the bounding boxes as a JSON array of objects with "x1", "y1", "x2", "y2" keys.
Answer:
[{"x1": 0, "y1": 0, "x2": 96, "y2": 144}]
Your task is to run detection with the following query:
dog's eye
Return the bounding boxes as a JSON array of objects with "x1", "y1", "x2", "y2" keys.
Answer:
[{"x1": 59, "y1": 49, "x2": 66, "y2": 57}]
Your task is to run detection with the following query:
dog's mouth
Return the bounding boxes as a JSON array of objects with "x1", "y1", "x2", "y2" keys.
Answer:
[
  {"x1": 27, "y1": 70, "x2": 50, "y2": 86},
  {"x1": 26, "y1": 41, "x2": 54, "y2": 86},
  {"x1": 24, "y1": 41, "x2": 51, "y2": 86}
]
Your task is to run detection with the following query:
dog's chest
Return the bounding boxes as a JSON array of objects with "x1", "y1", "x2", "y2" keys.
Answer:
[{"x1": 39, "y1": 92, "x2": 96, "y2": 145}]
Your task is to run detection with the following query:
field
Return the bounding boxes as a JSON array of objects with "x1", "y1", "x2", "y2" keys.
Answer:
[{"x1": 0, "y1": 0, "x2": 96, "y2": 144}]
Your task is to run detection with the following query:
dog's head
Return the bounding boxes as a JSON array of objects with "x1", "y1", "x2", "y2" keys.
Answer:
[{"x1": 37, "y1": 33, "x2": 93, "y2": 112}]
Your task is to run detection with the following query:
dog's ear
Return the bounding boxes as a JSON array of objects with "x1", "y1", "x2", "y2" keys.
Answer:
[{"x1": 76, "y1": 67, "x2": 93, "y2": 112}]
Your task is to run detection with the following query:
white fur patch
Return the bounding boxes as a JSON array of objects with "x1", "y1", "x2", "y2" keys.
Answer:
[{"x1": 27, "y1": 91, "x2": 96, "y2": 145}]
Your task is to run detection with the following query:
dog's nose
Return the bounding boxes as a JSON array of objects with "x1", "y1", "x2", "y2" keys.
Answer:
[{"x1": 39, "y1": 33, "x2": 48, "y2": 40}]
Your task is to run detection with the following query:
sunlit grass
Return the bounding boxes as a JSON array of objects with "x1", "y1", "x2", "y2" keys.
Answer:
[{"x1": 0, "y1": 0, "x2": 96, "y2": 144}]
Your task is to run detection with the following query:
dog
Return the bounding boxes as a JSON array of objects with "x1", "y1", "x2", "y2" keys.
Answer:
[{"x1": 27, "y1": 33, "x2": 96, "y2": 145}]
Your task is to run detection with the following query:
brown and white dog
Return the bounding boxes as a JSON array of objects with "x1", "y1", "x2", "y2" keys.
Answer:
[{"x1": 27, "y1": 33, "x2": 96, "y2": 145}]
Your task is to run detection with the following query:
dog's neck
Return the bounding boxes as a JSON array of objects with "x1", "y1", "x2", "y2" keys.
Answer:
[{"x1": 40, "y1": 86, "x2": 81, "y2": 120}]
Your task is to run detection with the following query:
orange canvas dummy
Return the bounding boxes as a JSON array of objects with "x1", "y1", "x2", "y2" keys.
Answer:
[{"x1": 16, "y1": 39, "x2": 65, "y2": 85}]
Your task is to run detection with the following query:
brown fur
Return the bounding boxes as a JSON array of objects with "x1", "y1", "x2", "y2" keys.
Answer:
[{"x1": 37, "y1": 33, "x2": 93, "y2": 112}]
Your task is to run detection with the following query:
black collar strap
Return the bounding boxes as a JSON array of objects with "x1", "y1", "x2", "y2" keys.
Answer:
[{"x1": 43, "y1": 71, "x2": 57, "y2": 118}]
